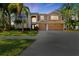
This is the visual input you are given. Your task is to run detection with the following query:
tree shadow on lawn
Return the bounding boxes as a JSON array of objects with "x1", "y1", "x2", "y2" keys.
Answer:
[{"x1": 0, "y1": 39, "x2": 35, "y2": 56}]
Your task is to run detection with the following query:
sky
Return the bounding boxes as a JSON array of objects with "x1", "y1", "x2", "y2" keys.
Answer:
[{"x1": 24, "y1": 3, "x2": 63, "y2": 14}]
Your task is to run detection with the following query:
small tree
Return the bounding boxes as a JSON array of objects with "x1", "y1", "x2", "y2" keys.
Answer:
[{"x1": 60, "y1": 3, "x2": 75, "y2": 30}]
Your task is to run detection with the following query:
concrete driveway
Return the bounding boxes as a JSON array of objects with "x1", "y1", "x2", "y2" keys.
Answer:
[{"x1": 20, "y1": 31, "x2": 79, "y2": 56}]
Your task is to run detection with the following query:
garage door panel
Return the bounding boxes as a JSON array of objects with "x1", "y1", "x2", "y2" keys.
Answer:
[
  {"x1": 39, "y1": 23, "x2": 46, "y2": 30},
  {"x1": 48, "y1": 23, "x2": 64, "y2": 30}
]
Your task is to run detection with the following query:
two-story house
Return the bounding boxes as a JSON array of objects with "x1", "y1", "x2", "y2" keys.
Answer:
[{"x1": 31, "y1": 11, "x2": 64, "y2": 30}]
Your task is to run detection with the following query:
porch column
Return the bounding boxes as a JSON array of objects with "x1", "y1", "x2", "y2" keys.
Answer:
[
  {"x1": 46, "y1": 23, "x2": 48, "y2": 31},
  {"x1": 46, "y1": 15, "x2": 49, "y2": 31}
]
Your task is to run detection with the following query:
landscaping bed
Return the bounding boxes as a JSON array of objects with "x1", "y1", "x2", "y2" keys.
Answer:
[
  {"x1": 0, "y1": 31, "x2": 38, "y2": 36},
  {"x1": 64, "y1": 30, "x2": 79, "y2": 32},
  {"x1": 0, "y1": 39, "x2": 35, "y2": 56}
]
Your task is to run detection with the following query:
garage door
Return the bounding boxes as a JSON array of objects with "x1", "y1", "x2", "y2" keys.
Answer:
[
  {"x1": 48, "y1": 23, "x2": 64, "y2": 30},
  {"x1": 39, "y1": 23, "x2": 46, "y2": 30}
]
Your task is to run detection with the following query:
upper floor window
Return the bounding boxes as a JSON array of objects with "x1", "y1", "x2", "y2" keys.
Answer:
[
  {"x1": 40, "y1": 16, "x2": 44, "y2": 20},
  {"x1": 50, "y1": 16, "x2": 59, "y2": 20}
]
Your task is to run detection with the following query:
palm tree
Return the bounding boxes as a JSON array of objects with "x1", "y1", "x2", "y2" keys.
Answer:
[
  {"x1": 0, "y1": 3, "x2": 30, "y2": 31},
  {"x1": 72, "y1": 4, "x2": 79, "y2": 29},
  {"x1": 21, "y1": 6, "x2": 30, "y2": 32},
  {"x1": 8, "y1": 3, "x2": 23, "y2": 22},
  {"x1": 8, "y1": 3, "x2": 30, "y2": 32},
  {"x1": 8, "y1": 3, "x2": 23, "y2": 31},
  {"x1": 0, "y1": 3, "x2": 10, "y2": 31}
]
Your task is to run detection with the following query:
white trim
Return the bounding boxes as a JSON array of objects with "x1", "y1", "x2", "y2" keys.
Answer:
[{"x1": 46, "y1": 24, "x2": 48, "y2": 31}]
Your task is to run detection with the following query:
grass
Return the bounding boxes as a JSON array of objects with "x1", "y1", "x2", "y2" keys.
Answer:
[
  {"x1": 0, "y1": 39, "x2": 35, "y2": 56},
  {"x1": 0, "y1": 31, "x2": 38, "y2": 36}
]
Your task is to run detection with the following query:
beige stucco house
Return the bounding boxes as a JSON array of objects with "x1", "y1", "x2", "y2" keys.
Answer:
[{"x1": 31, "y1": 11, "x2": 64, "y2": 30}]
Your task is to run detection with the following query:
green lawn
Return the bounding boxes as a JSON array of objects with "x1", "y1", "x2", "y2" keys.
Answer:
[
  {"x1": 0, "y1": 31, "x2": 38, "y2": 36},
  {"x1": 0, "y1": 39, "x2": 35, "y2": 56}
]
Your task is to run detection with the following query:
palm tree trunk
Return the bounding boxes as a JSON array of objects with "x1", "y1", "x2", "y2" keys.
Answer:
[
  {"x1": 15, "y1": 14, "x2": 18, "y2": 29},
  {"x1": 2, "y1": 9, "x2": 5, "y2": 31},
  {"x1": 21, "y1": 18, "x2": 24, "y2": 32},
  {"x1": 8, "y1": 12, "x2": 11, "y2": 30}
]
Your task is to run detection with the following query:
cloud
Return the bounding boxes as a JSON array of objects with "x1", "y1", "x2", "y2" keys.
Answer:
[{"x1": 24, "y1": 3, "x2": 62, "y2": 14}]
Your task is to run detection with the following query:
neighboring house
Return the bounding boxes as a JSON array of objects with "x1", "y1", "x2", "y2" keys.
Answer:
[{"x1": 31, "y1": 11, "x2": 64, "y2": 30}]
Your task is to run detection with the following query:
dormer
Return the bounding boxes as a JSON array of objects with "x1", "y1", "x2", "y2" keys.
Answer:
[{"x1": 48, "y1": 11, "x2": 62, "y2": 21}]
